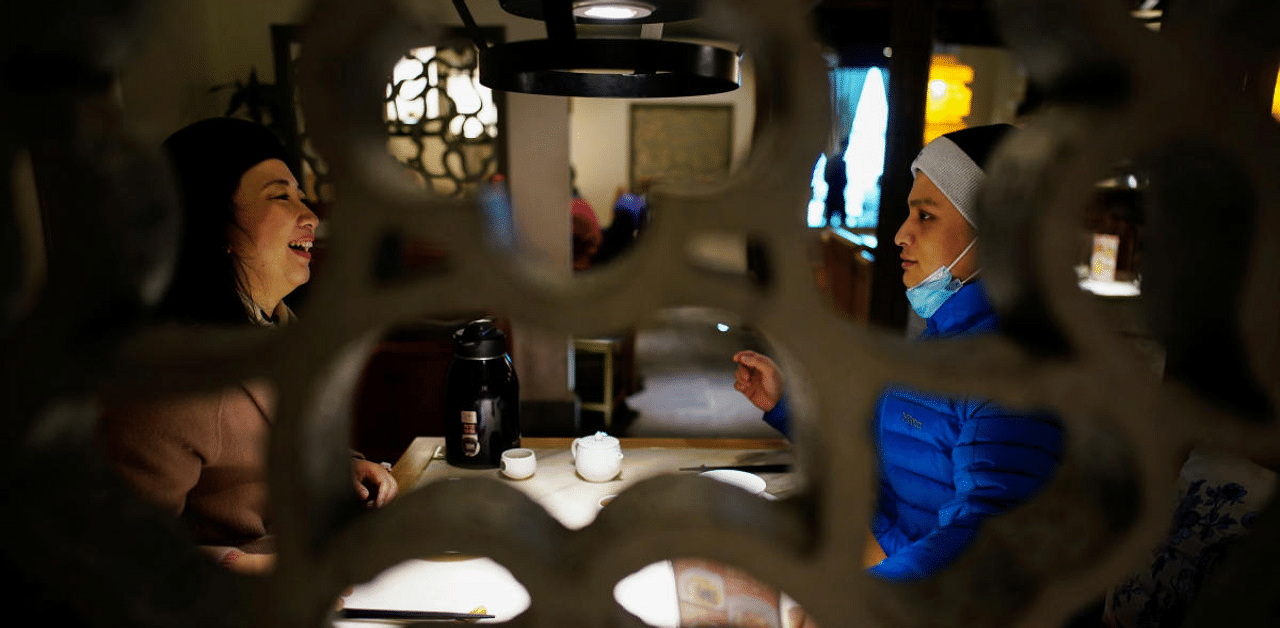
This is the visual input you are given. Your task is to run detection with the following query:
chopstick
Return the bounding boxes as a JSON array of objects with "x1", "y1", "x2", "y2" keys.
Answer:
[
  {"x1": 680, "y1": 464, "x2": 792, "y2": 473},
  {"x1": 339, "y1": 608, "x2": 495, "y2": 621}
]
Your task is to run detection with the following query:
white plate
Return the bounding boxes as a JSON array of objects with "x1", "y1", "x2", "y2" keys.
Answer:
[{"x1": 700, "y1": 469, "x2": 767, "y2": 495}]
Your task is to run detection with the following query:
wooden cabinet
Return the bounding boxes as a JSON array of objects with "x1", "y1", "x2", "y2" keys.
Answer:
[{"x1": 818, "y1": 228, "x2": 874, "y2": 323}]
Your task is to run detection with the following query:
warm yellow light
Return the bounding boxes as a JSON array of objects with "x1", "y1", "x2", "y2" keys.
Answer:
[
  {"x1": 924, "y1": 54, "x2": 974, "y2": 143},
  {"x1": 1272, "y1": 66, "x2": 1279, "y2": 121}
]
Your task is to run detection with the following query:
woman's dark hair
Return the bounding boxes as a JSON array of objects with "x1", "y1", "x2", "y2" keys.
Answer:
[{"x1": 157, "y1": 118, "x2": 291, "y2": 325}]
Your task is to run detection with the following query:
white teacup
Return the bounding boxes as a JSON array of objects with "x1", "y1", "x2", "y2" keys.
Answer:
[
  {"x1": 571, "y1": 432, "x2": 623, "y2": 482},
  {"x1": 500, "y1": 448, "x2": 537, "y2": 480}
]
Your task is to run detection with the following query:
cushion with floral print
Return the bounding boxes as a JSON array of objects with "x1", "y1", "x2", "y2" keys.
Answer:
[{"x1": 1104, "y1": 448, "x2": 1276, "y2": 628}]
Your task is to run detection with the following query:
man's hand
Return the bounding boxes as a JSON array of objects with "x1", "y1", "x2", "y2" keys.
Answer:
[
  {"x1": 732, "y1": 350, "x2": 784, "y2": 412},
  {"x1": 864, "y1": 527, "x2": 886, "y2": 568},
  {"x1": 351, "y1": 458, "x2": 399, "y2": 508}
]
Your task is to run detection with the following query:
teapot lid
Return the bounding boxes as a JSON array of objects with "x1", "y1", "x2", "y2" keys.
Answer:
[
  {"x1": 575, "y1": 431, "x2": 619, "y2": 449},
  {"x1": 454, "y1": 319, "x2": 507, "y2": 359}
]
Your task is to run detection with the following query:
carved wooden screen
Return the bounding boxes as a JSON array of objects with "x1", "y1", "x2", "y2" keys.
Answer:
[{"x1": 3, "y1": 1, "x2": 1279, "y2": 627}]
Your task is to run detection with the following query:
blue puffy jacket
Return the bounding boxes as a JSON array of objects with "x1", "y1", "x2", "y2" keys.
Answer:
[{"x1": 763, "y1": 282, "x2": 1063, "y2": 581}]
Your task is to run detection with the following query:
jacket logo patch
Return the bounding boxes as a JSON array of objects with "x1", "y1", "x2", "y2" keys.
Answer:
[{"x1": 901, "y1": 412, "x2": 923, "y2": 429}]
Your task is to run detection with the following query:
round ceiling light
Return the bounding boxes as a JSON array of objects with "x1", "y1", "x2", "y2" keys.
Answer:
[
  {"x1": 573, "y1": 1, "x2": 655, "y2": 20},
  {"x1": 497, "y1": 0, "x2": 698, "y2": 24},
  {"x1": 479, "y1": 38, "x2": 740, "y2": 98}
]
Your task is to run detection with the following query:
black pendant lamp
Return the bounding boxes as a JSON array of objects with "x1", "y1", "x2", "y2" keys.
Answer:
[{"x1": 451, "y1": 0, "x2": 741, "y2": 97}]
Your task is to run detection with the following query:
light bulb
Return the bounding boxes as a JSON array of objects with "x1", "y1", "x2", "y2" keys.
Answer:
[{"x1": 573, "y1": 1, "x2": 655, "y2": 20}]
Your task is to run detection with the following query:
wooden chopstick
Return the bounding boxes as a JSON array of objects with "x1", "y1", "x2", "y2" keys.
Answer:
[
  {"x1": 339, "y1": 608, "x2": 495, "y2": 621},
  {"x1": 679, "y1": 464, "x2": 792, "y2": 473}
]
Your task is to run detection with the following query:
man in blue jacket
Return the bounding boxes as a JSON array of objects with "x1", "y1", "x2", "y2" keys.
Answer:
[{"x1": 734, "y1": 124, "x2": 1063, "y2": 581}]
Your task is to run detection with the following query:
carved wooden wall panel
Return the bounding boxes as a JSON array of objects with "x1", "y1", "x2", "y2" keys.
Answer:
[{"x1": 1, "y1": 0, "x2": 1277, "y2": 626}]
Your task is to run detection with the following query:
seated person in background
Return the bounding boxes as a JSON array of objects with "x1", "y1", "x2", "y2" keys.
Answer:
[
  {"x1": 734, "y1": 125, "x2": 1063, "y2": 581},
  {"x1": 98, "y1": 117, "x2": 398, "y2": 574},
  {"x1": 571, "y1": 187, "x2": 601, "y2": 271},
  {"x1": 594, "y1": 188, "x2": 648, "y2": 266}
]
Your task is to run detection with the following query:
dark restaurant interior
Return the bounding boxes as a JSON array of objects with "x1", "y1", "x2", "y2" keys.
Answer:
[{"x1": 3, "y1": 0, "x2": 1280, "y2": 626}]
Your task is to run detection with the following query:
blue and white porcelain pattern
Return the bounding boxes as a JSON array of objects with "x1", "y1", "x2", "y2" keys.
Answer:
[{"x1": 1106, "y1": 449, "x2": 1277, "y2": 628}]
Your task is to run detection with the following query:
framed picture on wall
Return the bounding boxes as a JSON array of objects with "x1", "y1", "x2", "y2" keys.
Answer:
[{"x1": 630, "y1": 103, "x2": 733, "y2": 192}]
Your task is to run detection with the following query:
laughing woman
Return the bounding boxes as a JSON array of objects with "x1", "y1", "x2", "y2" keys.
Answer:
[{"x1": 98, "y1": 117, "x2": 397, "y2": 574}]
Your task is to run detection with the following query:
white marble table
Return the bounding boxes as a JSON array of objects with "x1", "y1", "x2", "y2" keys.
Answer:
[{"x1": 337, "y1": 436, "x2": 799, "y2": 626}]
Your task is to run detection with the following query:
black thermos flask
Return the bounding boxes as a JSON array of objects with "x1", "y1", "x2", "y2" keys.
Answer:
[{"x1": 444, "y1": 319, "x2": 520, "y2": 468}]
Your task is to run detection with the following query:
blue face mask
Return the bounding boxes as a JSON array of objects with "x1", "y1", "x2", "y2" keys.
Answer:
[{"x1": 905, "y1": 238, "x2": 978, "y2": 319}]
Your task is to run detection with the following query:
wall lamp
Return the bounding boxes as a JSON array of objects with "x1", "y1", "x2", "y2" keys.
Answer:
[{"x1": 451, "y1": 0, "x2": 741, "y2": 97}]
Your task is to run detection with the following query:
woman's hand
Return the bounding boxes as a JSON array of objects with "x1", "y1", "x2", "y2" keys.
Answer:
[
  {"x1": 351, "y1": 458, "x2": 399, "y2": 508},
  {"x1": 219, "y1": 549, "x2": 277, "y2": 575},
  {"x1": 732, "y1": 350, "x2": 784, "y2": 412},
  {"x1": 787, "y1": 606, "x2": 821, "y2": 628}
]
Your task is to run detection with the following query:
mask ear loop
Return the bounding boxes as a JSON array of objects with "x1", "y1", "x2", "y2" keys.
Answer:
[{"x1": 950, "y1": 237, "x2": 980, "y2": 284}]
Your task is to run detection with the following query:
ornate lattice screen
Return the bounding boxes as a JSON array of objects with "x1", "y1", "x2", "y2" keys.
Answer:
[{"x1": 2, "y1": 0, "x2": 1278, "y2": 627}]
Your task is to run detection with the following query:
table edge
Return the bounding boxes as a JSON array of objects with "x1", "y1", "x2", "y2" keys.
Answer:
[{"x1": 391, "y1": 435, "x2": 790, "y2": 490}]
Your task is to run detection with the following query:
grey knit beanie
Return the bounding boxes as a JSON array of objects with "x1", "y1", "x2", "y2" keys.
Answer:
[{"x1": 909, "y1": 123, "x2": 1014, "y2": 228}]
